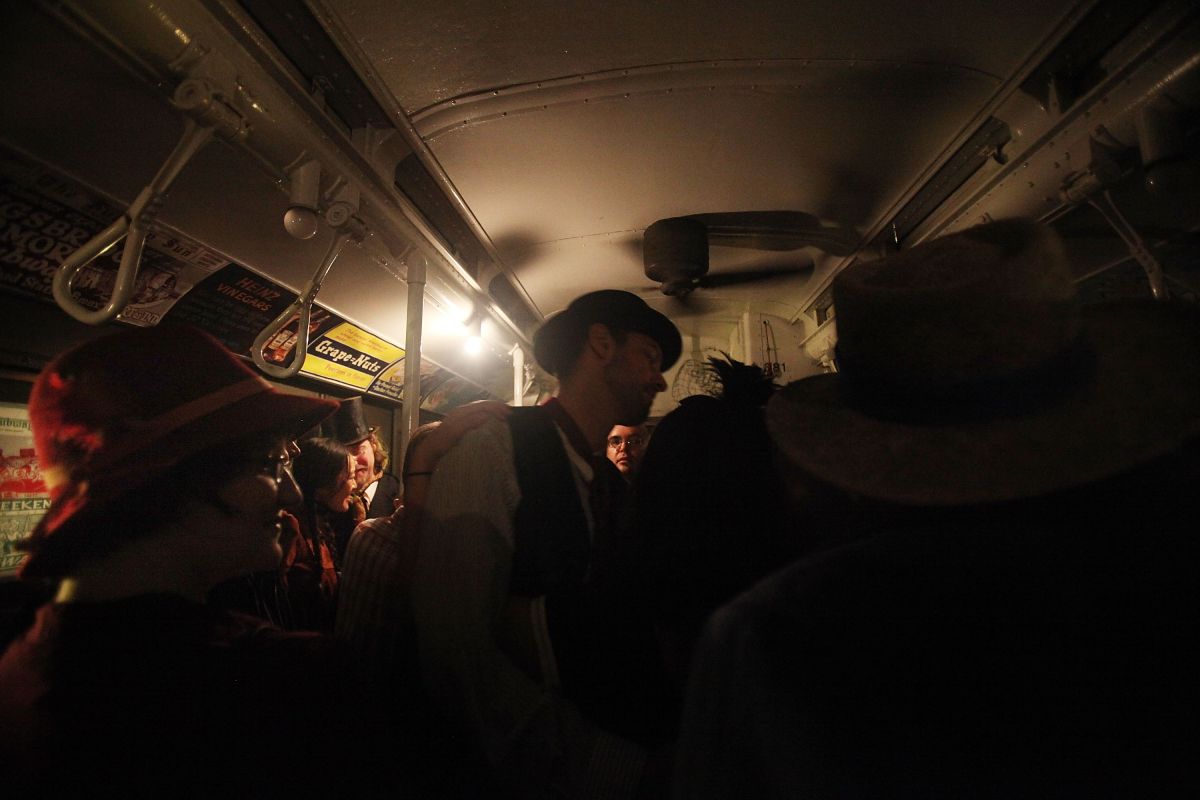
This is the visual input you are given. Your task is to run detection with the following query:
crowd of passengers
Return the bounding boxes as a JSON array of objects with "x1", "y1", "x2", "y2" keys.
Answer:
[{"x1": 1, "y1": 218, "x2": 1197, "y2": 797}]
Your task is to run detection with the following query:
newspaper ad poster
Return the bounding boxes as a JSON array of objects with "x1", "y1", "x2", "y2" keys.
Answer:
[
  {"x1": 0, "y1": 146, "x2": 228, "y2": 325},
  {"x1": 164, "y1": 263, "x2": 300, "y2": 355},
  {"x1": 370, "y1": 354, "x2": 443, "y2": 403},
  {"x1": 0, "y1": 403, "x2": 47, "y2": 577},
  {"x1": 368, "y1": 357, "x2": 410, "y2": 402},
  {"x1": 369, "y1": 356, "x2": 492, "y2": 409}
]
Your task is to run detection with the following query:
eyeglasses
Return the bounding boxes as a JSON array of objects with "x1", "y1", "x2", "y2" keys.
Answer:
[
  {"x1": 607, "y1": 435, "x2": 644, "y2": 451},
  {"x1": 258, "y1": 449, "x2": 294, "y2": 484}
]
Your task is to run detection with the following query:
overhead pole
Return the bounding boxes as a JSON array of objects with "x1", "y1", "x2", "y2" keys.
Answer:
[
  {"x1": 511, "y1": 345, "x2": 525, "y2": 407},
  {"x1": 401, "y1": 253, "x2": 427, "y2": 459}
]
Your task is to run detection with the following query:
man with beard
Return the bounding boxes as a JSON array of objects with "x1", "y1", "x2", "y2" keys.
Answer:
[{"x1": 412, "y1": 290, "x2": 680, "y2": 799}]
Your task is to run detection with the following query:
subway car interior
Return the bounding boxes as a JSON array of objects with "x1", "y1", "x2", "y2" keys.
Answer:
[{"x1": 1, "y1": 0, "x2": 1198, "y2": 792}]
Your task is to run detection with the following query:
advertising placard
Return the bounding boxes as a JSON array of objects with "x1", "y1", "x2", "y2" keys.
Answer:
[
  {"x1": 0, "y1": 403, "x2": 47, "y2": 577},
  {"x1": 300, "y1": 322, "x2": 404, "y2": 390},
  {"x1": 0, "y1": 147, "x2": 227, "y2": 325},
  {"x1": 368, "y1": 356, "x2": 409, "y2": 401},
  {"x1": 164, "y1": 263, "x2": 301, "y2": 354}
]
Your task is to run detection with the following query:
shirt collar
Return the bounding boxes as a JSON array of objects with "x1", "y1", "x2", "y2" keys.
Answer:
[{"x1": 541, "y1": 397, "x2": 598, "y2": 462}]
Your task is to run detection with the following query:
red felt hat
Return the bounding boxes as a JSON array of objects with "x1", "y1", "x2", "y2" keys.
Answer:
[{"x1": 18, "y1": 323, "x2": 337, "y2": 577}]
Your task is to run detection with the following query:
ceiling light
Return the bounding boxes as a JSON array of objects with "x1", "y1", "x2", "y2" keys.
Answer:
[{"x1": 464, "y1": 315, "x2": 482, "y2": 355}]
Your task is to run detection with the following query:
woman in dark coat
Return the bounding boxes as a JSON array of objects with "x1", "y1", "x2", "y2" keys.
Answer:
[{"x1": 279, "y1": 435, "x2": 355, "y2": 632}]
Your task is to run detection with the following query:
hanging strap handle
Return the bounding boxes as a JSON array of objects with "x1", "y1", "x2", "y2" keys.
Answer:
[
  {"x1": 251, "y1": 230, "x2": 353, "y2": 379},
  {"x1": 52, "y1": 118, "x2": 216, "y2": 324},
  {"x1": 51, "y1": 75, "x2": 247, "y2": 326},
  {"x1": 1087, "y1": 190, "x2": 1168, "y2": 301}
]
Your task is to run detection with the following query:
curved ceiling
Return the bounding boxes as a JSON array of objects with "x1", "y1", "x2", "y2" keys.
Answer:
[
  {"x1": 339, "y1": 0, "x2": 1080, "y2": 114},
  {"x1": 328, "y1": 0, "x2": 1084, "y2": 328}
]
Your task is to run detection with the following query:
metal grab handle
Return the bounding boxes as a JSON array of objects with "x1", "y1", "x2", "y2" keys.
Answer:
[
  {"x1": 251, "y1": 231, "x2": 353, "y2": 379},
  {"x1": 1088, "y1": 190, "x2": 1169, "y2": 301},
  {"x1": 52, "y1": 119, "x2": 215, "y2": 324}
]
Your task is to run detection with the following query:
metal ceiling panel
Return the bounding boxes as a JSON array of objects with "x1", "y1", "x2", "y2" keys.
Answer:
[
  {"x1": 422, "y1": 60, "x2": 997, "y2": 316},
  {"x1": 319, "y1": 0, "x2": 1090, "y2": 335},
  {"x1": 336, "y1": 0, "x2": 1085, "y2": 113}
]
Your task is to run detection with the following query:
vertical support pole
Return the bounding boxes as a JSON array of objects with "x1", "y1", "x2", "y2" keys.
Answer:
[
  {"x1": 741, "y1": 309, "x2": 755, "y2": 364},
  {"x1": 401, "y1": 253, "x2": 427, "y2": 460},
  {"x1": 511, "y1": 345, "x2": 525, "y2": 407}
]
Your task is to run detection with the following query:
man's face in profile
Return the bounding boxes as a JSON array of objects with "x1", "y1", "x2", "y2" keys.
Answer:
[
  {"x1": 606, "y1": 424, "x2": 648, "y2": 479},
  {"x1": 604, "y1": 332, "x2": 666, "y2": 426},
  {"x1": 348, "y1": 437, "x2": 375, "y2": 491}
]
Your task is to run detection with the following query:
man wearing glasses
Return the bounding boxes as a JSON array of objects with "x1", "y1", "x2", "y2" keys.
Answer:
[{"x1": 606, "y1": 424, "x2": 648, "y2": 482}]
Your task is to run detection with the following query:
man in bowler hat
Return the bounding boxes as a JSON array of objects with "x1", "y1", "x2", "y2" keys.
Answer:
[{"x1": 411, "y1": 290, "x2": 681, "y2": 799}]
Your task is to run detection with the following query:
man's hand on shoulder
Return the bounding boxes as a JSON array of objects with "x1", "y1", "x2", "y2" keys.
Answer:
[{"x1": 419, "y1": 401, "x2": 511, "y2": 470}]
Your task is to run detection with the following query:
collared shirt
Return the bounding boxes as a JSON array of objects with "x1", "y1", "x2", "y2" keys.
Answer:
[
  {"x1": 411, "y1": 415, "x2": 646, "y2": 800},
  {"x1": 543, "y1": 396, "x2": 620, "y2": 549},
  {"x1": 334, "y1": 511, "x2": 413, "y2": 683}
]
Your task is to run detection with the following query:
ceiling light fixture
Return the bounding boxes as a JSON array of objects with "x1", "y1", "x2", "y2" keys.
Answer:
[{"x1": 464, "y1": 314, "x2": 483, "y2": 355}]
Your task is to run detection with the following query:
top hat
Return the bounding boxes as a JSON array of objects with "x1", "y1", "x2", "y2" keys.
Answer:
[
  {"x1": 322, "y1": 396, "x2": 372, "y2": 446},
  {"x1": 20, "y1": 323, "x2": 338, "y2": 577},
  {"x1": 533, "y1": 290, "x2": 682, "y2": 376},
  {"x1": 766, "y1": 218, "x2": 1200, "y2": 506}
]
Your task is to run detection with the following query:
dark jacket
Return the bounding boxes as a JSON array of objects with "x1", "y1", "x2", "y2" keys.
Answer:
[
  {"x1": 0, "y1": 594, "x2": 405, "y2": 797},
  {"x1": 366, "y1": 473, "x2": 402, "y2": 520},
  {"x1": 508, "y1": 406, "x2": 671, "y2": 745},
  {"x1": 676, "y1": 447, "x2": 1200, "y2": 797}
]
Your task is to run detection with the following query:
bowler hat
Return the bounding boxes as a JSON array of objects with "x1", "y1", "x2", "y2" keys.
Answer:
[
  {"x1": 533, "y1": 290, "x2": 682, "y2": 376},
  {"x1": 767, "y1": 219, "x2": 1200, "y2": 506},
  {"x1": 20, "y1": 323, "x2": 337, "y2": 577}
]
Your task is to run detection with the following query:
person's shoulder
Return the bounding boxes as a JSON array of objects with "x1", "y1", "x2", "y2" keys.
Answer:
[
  {"x1": 705, "y1": 521, "x2": 1009, "y2": 669},
  {"x1": 348, "y1": 513, "x2": 404, "y2": 550},
  {"x1": 706, "y1": 531, "x2": 905, "y2": 627},
  {"x1": 445, "y1": 413, "x2": 513, "y2": 458},
  {"x1": 353, "y1": 512, "x2": 399, "y2": 534},
  {"x1": 428, "y1": 415, "x2": 520, "y2": 513}
]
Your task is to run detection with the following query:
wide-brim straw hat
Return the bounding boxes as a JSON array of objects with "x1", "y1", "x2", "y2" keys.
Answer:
[
  {"x1": 533, "y1": 290, "x2": 682, "y2": 376},
  {"x1": 20, "y1": 323, "x2": 337, "y2": 577},
  {"x1": 767, "y1": 219, "x2": 1200, "y2": 506}
]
